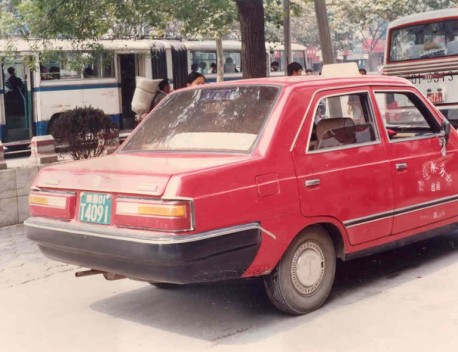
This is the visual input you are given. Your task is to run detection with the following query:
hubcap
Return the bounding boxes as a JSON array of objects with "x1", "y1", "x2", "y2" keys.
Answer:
[{"x1": 291, "y1": 242, "x2": 325, "y2": 295}]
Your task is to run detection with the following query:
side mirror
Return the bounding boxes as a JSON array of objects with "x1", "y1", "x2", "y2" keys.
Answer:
[{"x1": 441, "y1": 119, "x2": 451, "y2": 144}]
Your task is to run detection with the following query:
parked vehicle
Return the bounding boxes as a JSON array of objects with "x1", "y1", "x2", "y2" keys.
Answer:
[
  {"x1": 383, "y1": 8, "x2": 458, "y2": 126},
  {"x1": 25, "y1": 63, "x2": 456, "y2": 315}
]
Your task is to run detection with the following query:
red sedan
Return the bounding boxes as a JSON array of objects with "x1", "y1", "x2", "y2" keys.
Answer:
[{"x1": 25, "y1": 64, "x2": 457, "y2": 314}]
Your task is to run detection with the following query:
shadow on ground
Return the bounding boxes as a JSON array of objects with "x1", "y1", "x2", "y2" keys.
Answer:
[{"x1": 90, "y1": 231, "x2": 458, "y2": 343}]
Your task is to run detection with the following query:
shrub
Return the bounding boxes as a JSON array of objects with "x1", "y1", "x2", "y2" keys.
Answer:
[{"x1": 50, "y1": 106, "x2": 119, "y2": 160}]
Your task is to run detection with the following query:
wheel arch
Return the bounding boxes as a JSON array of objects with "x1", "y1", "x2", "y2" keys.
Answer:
[{"x1": 316, "y1": 222, "x2": 346, "y2": 260}]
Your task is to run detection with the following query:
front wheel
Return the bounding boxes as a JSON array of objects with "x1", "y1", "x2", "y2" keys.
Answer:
[{"x1": 264, "y1": 226, "x2": 336, "y2": 315}]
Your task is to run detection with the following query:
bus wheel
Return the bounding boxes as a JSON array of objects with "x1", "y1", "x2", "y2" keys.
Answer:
[{"x1": 264, "y1": 226, "x2": 336, "y2": 315}]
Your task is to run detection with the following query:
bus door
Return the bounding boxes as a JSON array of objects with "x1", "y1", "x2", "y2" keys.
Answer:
[
  {"x1": 119, "y1": 54, "x2": 137, "y2": 130},
  {"x1": 1, "y1": 63, "x2": 32, "y2": 142}
]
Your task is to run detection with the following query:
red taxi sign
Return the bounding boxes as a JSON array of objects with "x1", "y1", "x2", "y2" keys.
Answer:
[{"x1": 427, "y1": 92, "x2": 445, "y2": 103}]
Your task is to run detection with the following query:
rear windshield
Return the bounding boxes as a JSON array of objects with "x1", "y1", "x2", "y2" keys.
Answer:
[{"x1": 122, "y1": 85, "x2": 279, "y2": 153}]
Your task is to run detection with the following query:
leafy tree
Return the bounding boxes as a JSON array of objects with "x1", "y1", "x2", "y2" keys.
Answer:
[{"x1": 163, "y1": 0, "x2": 239, "y2": 81}]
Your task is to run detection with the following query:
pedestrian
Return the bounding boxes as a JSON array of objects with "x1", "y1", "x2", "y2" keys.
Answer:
[
  {"x1": 305, "y1": 68, "x2": 313, "y2": 76},
  {"x1": 359, "y1": 68, "x2": 367, "y2": 75},
  {"x1": 136, "y1": 78, "x2": 171, "y2": 126},
  {"x1": 287, "y1": 62, "x2": 303, "y2": 76},
  {"x1": 186, "y1": 71, "x2": 206, "y2": 87},
  {"x1": 197, "y1": 62, "x2": 207, "y2": 74},
  {"x1": 209, "y1": 63, "x2": 217, "y2": 73},
  {"x1": 5, "y1": 67, "x2": 23, "y2": 93},
  {"x1": 224, "y1": 57, "x2": 237, "y2": 73},
  {"x1": 151, "y1": 78, "x2": 171, "y2": 107},
  {"x1": 271, "y1": 61, "x2": 279, "y2": 72}
]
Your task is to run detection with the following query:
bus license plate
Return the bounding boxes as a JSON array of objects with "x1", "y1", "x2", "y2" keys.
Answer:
[
  {"x1": 79, "y1": 192, "x2": 112, "y2": 225},
  {"x1": 427, "y1": 92, "x2": 444, "y2": 103}
]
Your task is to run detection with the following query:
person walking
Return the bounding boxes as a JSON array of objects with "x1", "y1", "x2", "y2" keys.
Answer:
[
  {"x1": 5, "y1": 67, "x2": 23, "y2": 93},
  {"x1": 186, "y1": 72, "x2": 206, "y2": 87},
  {"x1": 287, "y1": 62, "x2": 303, "y2": 76}
]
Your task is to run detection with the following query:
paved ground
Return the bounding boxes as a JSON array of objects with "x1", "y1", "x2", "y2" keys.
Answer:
[
  {"x1": 0, "y1": 224, "x2": 75, "y2": 289},
  {"x1": 3, "y1": 224, "x2": 458, "y2": 352}
]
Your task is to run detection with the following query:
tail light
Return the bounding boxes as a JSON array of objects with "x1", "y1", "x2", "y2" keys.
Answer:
[
  {"x1": 29, "y1": 191, "x2": 76, "y2": 220},
  {"x1": 114, "y1": 198, "x2": 194, "y2": 231}
]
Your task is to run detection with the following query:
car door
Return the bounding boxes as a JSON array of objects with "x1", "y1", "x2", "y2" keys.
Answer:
[
  {"x1": 374, "y1": 90, "x2": 458, "y2": 235},
  {"x1": 293, "y1": 88, "x2": 394, "y2": 246}
]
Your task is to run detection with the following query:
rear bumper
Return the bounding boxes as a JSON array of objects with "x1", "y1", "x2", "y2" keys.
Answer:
[{"x1": 24, "y1": 217, "x2": 262, "y2": 284}]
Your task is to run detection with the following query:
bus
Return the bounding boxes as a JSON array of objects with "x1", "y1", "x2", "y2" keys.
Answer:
[
  {"x1": 383, "y1": 8, "x2": 458, "y2": 126},
  {"x1": 0, "y1": 39, "x2": 307, "y2": 146}
]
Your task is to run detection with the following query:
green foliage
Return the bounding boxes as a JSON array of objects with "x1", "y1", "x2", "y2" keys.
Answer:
[{"x1": 50, "y1": 107, "x2": 119, "y2": 160}]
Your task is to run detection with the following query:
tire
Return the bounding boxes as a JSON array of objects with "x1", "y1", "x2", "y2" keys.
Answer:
[{"x1": 264, "y1": 226, "x2": 336, "y2": 315}]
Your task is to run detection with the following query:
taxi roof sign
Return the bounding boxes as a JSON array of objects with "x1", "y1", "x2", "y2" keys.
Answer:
[{"x1": 321, "y1": 62, "x2": 360, "y2": 77}]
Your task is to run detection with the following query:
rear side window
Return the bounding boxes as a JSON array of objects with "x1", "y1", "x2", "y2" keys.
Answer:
[
  {"x1": 122, "y1": 86, "x2": 279, "y2": 153},
  {"x1": 374, "y1": 92, "x2": 440, "y2": 140},
  {"x1": 309, "y1": 93, "x2": 378, "y2": 151}
]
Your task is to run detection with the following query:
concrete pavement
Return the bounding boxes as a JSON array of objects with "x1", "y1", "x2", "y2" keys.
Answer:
[
  {"x1": 0, "y1": 224, "x2": 75, "y2": 289},
  {"x1": 2, "y1": 224, "x2": 458, "y2": 352}
]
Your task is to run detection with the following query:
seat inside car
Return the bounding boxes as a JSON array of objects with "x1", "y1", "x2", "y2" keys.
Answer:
[{"x1": 316, "y1": 117, "x2": 355, "y2": 141}]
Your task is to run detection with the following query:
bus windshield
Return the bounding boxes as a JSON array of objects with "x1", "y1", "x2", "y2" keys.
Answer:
[
  {"x1": 389, "y1": 19, "x2": 458, "y2": 62},
  {"x1": 122, "y1": 85, "x2": 279, "y2": 153}
]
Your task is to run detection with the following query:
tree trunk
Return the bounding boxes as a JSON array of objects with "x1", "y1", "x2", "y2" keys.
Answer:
[
  {"x1": 314, "y1": 0, "x2": 334, "y2": 65},
  {"x1": 283, "y1": 0, "x2": 292, "y2": 70},
  {"x1": 235, "y1": 0, "x2": 267, "y2": 78},
  {"x1": 215, "y1": 35, "x2": 224, "y2": 82}
]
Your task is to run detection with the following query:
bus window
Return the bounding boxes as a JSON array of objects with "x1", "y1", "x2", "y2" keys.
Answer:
[
  {"x1": 292, "y1": 50, "x2": 306, "y2": 70},
  {"x1": 270, "y1": 50, "x2": 284, "y2": 71},
  {"x1": 389, "y1": 19, "x2": 458, "y2": 62},
  {"x1": 190, "y1": 51, "x2": 216, "y2": 74},
  {"x1": 40, "y1": 51, "x2": 114, "y2": 80}
]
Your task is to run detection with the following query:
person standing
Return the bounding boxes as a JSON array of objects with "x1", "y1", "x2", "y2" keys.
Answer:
[
  {"x1": 151, "y1": 78, "x2": 171, "y2": 107},
  {"x1": 209, "y1": 63, "x2": 217, "y2": 73},
  {"x1": 5, "y1": 67, "x2": 23, "y2": 93},
  {"x1": 287, "y1": 62, "x2": 303, "y2": 76},
  {"x1": 136, "y1": 78, "x2": 171, "y2": 125},
  {"x1": 271, "y1": 61, "x2": 279, "y2": 72},
  {"x1": 186, "y1": 72, "x2": 206, "y2": 87}
]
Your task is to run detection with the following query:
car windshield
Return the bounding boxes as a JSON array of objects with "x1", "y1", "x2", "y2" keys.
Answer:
[{"x1": 122, "y1": 85, "x2": 279, "y2": 153}]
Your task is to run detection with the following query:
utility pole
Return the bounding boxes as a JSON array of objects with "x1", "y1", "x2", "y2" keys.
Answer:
[
  {"x1": 314, "y1": 0, "x2": 334, "y2": 64},
  {"x1": 283, "y1": 0, "x2": 292, "y2": 71}
]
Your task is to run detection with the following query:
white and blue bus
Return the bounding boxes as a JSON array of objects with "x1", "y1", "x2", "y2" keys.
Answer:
[
  {"x1": 0, "y1": 39, "x2": 307, "y2": 145},
  {"x1": 383, "y1": 8, "x2": 458, "y2": 126}
]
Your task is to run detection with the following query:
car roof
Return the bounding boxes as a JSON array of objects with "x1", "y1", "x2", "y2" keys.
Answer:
[{"x1": 204, "y1": 74, "x2": 412, "y2": 90}]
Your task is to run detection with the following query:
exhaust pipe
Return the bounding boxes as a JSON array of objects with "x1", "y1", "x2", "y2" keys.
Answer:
[
  {"x1": 75, "y1": 269, "x2": 126, "y2": 280},
  {"x1": 75, "y1": 269, "x2": 103, "y2": 278}
]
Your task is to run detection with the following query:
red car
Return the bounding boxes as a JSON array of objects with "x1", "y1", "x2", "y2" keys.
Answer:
[{"x1": 25, "y1": 64, "x2": 456, "y2": 315}]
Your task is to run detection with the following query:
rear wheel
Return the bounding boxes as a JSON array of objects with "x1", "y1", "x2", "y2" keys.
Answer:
[{"x1": 264, "y1": 226, "x2": 336, "y2": 315}]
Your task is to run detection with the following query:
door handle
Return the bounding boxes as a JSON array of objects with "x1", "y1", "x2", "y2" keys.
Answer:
[
  {"x1": 396, "y1": 162, "x2": 408, "y2": 171},
  {"x1": 305, "y1": 179, "x2": 320, "y2": 187}
]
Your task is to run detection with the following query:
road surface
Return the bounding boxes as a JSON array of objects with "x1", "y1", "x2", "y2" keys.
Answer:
[{"x1": 2, "y1": 224, "x2": 458, "y2": 352}]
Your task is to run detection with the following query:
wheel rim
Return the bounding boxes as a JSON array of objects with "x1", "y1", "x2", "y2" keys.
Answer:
[{"x1": 291, "y1": 242, "x2": 325, "y2": 295}]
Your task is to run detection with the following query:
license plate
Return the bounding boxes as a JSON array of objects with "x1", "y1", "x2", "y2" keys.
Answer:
[
  {"x1": 427, "y1": 92, "x2": 444, "y2": 103},
  {"x1": 79, "y1": 192, "x2": 112, "y2": 225}
]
